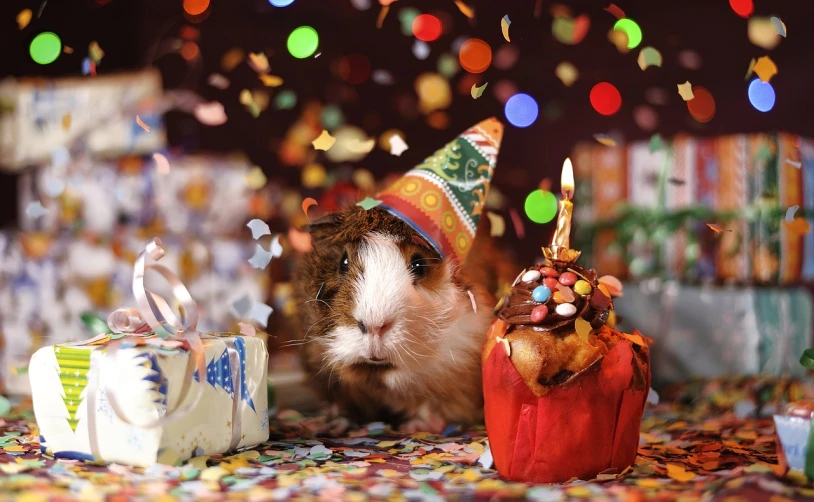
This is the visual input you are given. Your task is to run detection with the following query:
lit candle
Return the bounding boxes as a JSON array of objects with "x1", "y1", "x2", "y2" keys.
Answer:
[{"x1": 550, "y1": 158, "x2": 575, "y2": 250}]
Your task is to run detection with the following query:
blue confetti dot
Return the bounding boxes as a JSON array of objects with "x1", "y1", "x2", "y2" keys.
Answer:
[
  {"x1": 504, "y1": 93, "x2": 539, "y2": 128},
  {"x1": 269, "y1": 0, "x2": 295, "y2": 6},
  {"x1": 748, "y1": 78, "x2": 775, "y2": 113},
  {"x1": 532, "y1": 285, "x2": 552, "y2": 303}
]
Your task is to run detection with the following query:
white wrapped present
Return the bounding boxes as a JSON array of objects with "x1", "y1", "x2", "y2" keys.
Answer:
[{"x1": 29, "y1": 238, "x2": 270, "y2": 466}]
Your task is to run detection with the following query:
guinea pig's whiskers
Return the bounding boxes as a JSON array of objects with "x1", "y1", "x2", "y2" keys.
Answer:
[{"x1": 300, "y1": 298, "x2": 335, "y2": 312}]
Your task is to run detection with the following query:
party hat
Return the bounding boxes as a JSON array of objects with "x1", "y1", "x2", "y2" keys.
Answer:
[{"x1": 377, "y1": 117, "x2": 503, "y2": 264}]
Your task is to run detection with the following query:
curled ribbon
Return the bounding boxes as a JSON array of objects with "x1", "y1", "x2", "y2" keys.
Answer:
[{"x1": 86, "y1": 238, "x2": 208, "y2": 461}]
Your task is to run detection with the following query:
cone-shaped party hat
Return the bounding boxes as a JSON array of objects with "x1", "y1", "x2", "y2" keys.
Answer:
[{"x1": 377, "y1": 117, "x2": 504, "y2": 265}]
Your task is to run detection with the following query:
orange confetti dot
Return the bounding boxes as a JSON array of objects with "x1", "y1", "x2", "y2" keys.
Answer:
[
  {"x1": 458, "y1": 38, "x2": 492, "y2": 74},
  {"x1": 183, "y1": 0, "x2": 210, "y2": 15},
  {"x1": 688, "y1": 87, "x2": 716, "y2": 123}
]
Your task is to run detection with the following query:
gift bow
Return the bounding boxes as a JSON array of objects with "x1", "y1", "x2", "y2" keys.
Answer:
[{"x1": 87, "y1": 238, "x2": 209, "y2": 461}]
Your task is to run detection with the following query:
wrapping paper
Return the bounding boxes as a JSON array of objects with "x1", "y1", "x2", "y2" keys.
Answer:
[
  {"x1": 30, "y1": 334, "x2": 269, "y2": 467},
  {"x1": 482, "y1": 321, "x2": 650, "y2": 484}
]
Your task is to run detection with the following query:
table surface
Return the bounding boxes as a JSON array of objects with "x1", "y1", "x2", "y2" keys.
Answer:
[{"x1": 2, "y1": 376, "x2": 814, "y2": 501}]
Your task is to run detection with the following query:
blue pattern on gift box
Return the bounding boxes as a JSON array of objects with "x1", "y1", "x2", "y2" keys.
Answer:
[
  {"x1": 193, "y1": 349, "x2": 234, "y2": 397},
  {"x1": 136, "y1": 353, "x2": 168, "y2": 407},
  {"x1": 234, "y1": 338, "x2": 256, "y2": 412}
]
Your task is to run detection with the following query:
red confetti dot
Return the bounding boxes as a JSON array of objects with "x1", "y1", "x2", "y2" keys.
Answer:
[
  {"x1": 729, "y1": 0, "x2": 753, "y2": 18},
  {"x1": 589, "y1": 82, "x2": 622, "y2": 116},
  {"x1": 687, "y1": 86, "x2": 716, "y2": 123},
  {"x1": 412, "y1": 14, "x2": 442, "y2": 42},
  {"x1": 458, "y1": 38, "x2": 492, "y2": 74},
  {"x1": 338, "y1": 54, "x2": 371, "y2": 85}
]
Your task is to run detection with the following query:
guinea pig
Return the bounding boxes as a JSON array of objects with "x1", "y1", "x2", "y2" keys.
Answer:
[{"x1": 293, "y1": 204, "x2": 516, "y2": 433}]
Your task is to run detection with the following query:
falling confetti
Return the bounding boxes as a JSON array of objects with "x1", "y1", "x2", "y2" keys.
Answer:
[
  {"x1": 467, "y1": 290, "x2": 478, "y2": 313},
  {"x1": 748, "y1": 16, "x2": 782, "y2": 49},
  {"x1": 249, "y1": 244, "x2": 273, "y2": 269},
  {"x1": 238, "y1": 322, "x2": 257, "y2": 337},
  {"x1": 454, "y1": 0, "x2": 474, "y2": 18},
  {"x1": 259, "y1": 74, "x2": 284, "y2": 87},
  {"x1": 248, "y1": 52, "x2": 270, "y2": 74},
  {"x1": 376, "y1": 5, "x2": 390, "y2": 28},
  {"x1": 17, "y1": 9, "x2": 32, "y2": 30},
  {"x1": 312, "y1": 130, "x2": 337, "y2": 151},
  {"x1": 88, "y1": 41, "x2": 104, "y2": 63},
  {"x1": 637, "y1": 47, "x2": 662, "y2": 70},
  {"x1": 249, "y1": 302, "x2": 274, "y2": 327},
  {"x1": 752, "y1": 55, "x2": 777, "y2": 82},
  {"x1": 388, "y1": 134, "x2": 409, "y2": 156},
  {"x1": 771, "y1": 16, "x2": 787, "y2": 37},
  {"x1": 552, "y1": 14, "x2": 590, "y2": 45},
  {"x1": 785, "y1": 206, "x2": 799, "y2": 221},
  {"x1": 707, "y1": 223, "x2": 730, "y2": 233},
  {"x1": 246, "y1": 219, "x2": 271, "y2": 239},
  {"x1": 597, "y1": 275, "x2": 624, "y2": 297},
  {"x1": 302, "y1": 197, "x2": 318, "y2": 219},
  {"x1": 347, "y1": 138, "x2": 376, "y2": 154},
  {"x1": 486, "y1": 212, "x2": 506, "y2": 237},
  {"x1": 208, "y1": 73, "x2": 230, "y2": 89},
  {"x1": 152, "y1": 153, "x2": 171, "y2": 175},
  {"x1": 356, "y1": 197, "x2": 383, "y2": 210},
  {"x1": 245, "y1": 167, "x2": 267, "y2": 189},
  {"x1": 604, "y1": 3, "x2": 625, "y2": 19},
  {"x1": 555, "y1": 61, "x2": 578, "y2": 87},
  {"x1": 471, "y1": 82, "x2": 488, "y2": 99},
  {"x1": 501, "y1": 15, "x2": 511, "y2": 42},
  {"x1": 136, "y1": 115, "x2": 150, "y2": 132},
  {"x1": 194, "y1": 102, "x2": 228, "y2": 126},
  {"x1": 270, "y1": 235, "x2": 284, "y2": 258},
  {"x1": 677, "y1": 81, "x2": 694, "y2": 101},
  {"x1": 25, "y1": 201, "x2": 48, "y2": 220},
  {"x1": 288, "y1": 227, "x2": 313, "y2": 253},
  {"x1": 594, "y1": 134, "x2": 617, "y2": 147}
]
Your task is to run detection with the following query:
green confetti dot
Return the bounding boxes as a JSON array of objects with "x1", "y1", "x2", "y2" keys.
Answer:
[
  {"x1": 30, "y1": 32, "x2": 61, "y2": 65},
  {"x1": 524, "y1": 189, "x2": 558, "y2": 224},
  {"x1": 356, "y1": 197, "x2": 383, "y2": 210},
  {"x1": 287, "y1": 26, "x2": 319, "y2": 59}
]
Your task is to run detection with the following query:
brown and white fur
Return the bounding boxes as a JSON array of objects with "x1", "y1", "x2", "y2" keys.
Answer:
[{"x1": 293, "y1": 205, "x2": 515, "y2": 433}]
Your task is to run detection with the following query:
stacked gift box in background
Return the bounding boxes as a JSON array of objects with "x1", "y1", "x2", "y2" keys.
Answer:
[{"x1": 0, "y1": 71, "x2": 274, "y2": 395}]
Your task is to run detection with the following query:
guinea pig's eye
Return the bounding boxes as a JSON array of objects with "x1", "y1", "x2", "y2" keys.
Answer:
[
  {"x1": 409, "y1": 253, "x2": 428, "y2": 280},
  {"x1": 339, "y1": 251, "x2": 350, "y2": 275}
]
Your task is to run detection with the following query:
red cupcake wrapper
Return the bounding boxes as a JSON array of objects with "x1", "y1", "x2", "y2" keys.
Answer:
[{"x1": 482, "y1": 325, "x2": 650, "y2": 484}]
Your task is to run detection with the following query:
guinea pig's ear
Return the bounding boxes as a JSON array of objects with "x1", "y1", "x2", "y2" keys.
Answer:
[{"x1": 302, "y1": 212, "x2": 341, "y2": 243}]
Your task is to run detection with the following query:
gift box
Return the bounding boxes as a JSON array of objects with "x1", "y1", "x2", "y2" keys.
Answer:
[
  {"x1": 774, "y1": 401, "x2": 814, "y2": 479},
  {"x1": 28, "y1": 237, "x2": 270, "y2": 466},
  {"x1": 30, "y1": 333, "x2": 269, "y2": 467}
]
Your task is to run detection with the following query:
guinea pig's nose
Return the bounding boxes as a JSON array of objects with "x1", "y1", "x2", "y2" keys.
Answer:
[{"x1": 357, "y1": 319, "x2": 393, "y2": 337}]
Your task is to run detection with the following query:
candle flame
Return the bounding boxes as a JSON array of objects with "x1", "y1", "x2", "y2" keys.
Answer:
[{"x1": 561, "y1": 158, "x2": 575, "y2": 200}]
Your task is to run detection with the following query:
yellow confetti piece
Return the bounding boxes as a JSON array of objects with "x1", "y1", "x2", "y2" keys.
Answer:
[
  {"x1": 135, "y1": 115, "x2": 150, "y2": 132},
  {"x1": 565, "y1": 485, "x2": 593, "y2": 498},
  {"x1": 594, "y1": 134, "x2": 616, "y2": 147},
  {"x1": 0, "y1": 462, "x2": 31, "y2": 474},
  {"x1": 88, "y1": 41, "x2": 104, "y2": 63},
  {"x1": 555, "y1": 61, "x2": 579, "y2": 87},
  {"x1": 61, "y1": 114, "x2": 71, "y2": 130},
  {"x1": 347, "y1": 138, "x2": 375, "y2": 154},
  {"x1": 156, "y1": 448, "x2": 181, "y2": 466},
  {"x1": 753, "y1": 55, "x2": 778, "y2": 82},
  {"x1": 376, "y1": 440, "x2": 399, "y2": 448},
  {"x1": 471, "y1": 82, "x2": 488, "y2": 99},
  {"x1": 259, "y1": 74, "x2": 284, "y2": 87},
  {"x1": 17, "y1": 9, "x2": 32, "y2": 30},
  {"x1": 501, "y1": 15, "x2": 511, "y2": 42},
  {"x1": 460, "y1": 468, "x2": 483, "y2": 482},
  {"x1": 302, "y1": 197, "x2": 318, "y2": 219},
  {"x1": 637, "y1": 47, "x2": 662, "y2": 70},
  {"x1": 186, "y1": 456, "x2": 209, "y2": 469},
  {"x1": 248, "y1": 52, "x2": 269, "y2": 74},
  {"x1": 486, "y1": 212, "x2": 505, "y2": 237},
  {"x1": 666, "y1": 463, "x2": 696, "y2": 482},
  {"x1": 245, "y1": 166, "x2": 267, "y2": 189},
  {"x1": 200, "y1": 466, "x2": 229, "y2": 481},
  {"x1": 677, "y1": 81, "x2": 694, "y2": 101},
  {"x1": 575, "y1": 317, "x2": 592, "y2": 341},
  {"x1": 312, "y1": 130, "x2": 337, "y2": 151},
  {"x1": 454, "y1": 0, "x2": 474, "y2": 19},
  {"x1": 635, "y1": 478, "x2": 665, "y2": 488}
]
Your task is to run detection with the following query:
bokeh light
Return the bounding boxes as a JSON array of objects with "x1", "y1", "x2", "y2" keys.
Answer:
[
  {"x1": 590, "y1": 82, "x2": 622, "y2": 116},
  {"x1": 183, "y1": 0, "x2": 210, "y2": 16},
  {"x1": 30, "y1": 32, "x2": 61, "y2": 65},
  {"x1": 748, "y1": 78, "x2": 775, "y2": 112},
  {"x1": 613, "y1": 18, "x2": 642, "y2": 49},
  {"x1": 525, "y1": 190, "x2": 558, "y2": 224},
  {"x1": 412, "y1": 14, "x2": 442, "y2": 42},
  {"x1": 269, "y1": 0, "x2": 295, "y2": 6},
  {"x1": 458, "y1": 38, "x2": 492, "y2": 73},
  {"x1": 399, "y1": 8, "x2": 420, "y2": 36},
  {"x1": 415, "y1": 73, "x2": 452, "y2": 113},
  {"x1": 687, "y1": 86, "x2": 716, "y2": 122},
  {"x1": 729, "y1": 0, "x2": 753, "y2": 18},
  {"x1": 504, "y1": 93, "x2": 539, "y2": 128},
  {"x1": 338, "y1": 53, "x2": 371, "y2": 84},
  {"x1": 287, "y1": 26, "x2": 319, "y2": 59}
]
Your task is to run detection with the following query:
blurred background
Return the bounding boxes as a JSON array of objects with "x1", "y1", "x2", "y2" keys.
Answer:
[{"x1": 1, "y1": 0, "x2": 813, "y2": 400}]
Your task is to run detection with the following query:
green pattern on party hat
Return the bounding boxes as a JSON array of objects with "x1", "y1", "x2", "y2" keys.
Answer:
[
  {"x1": 377, "y1": 117, "x2": 503, "y2": 264},
  {"x1": 55, "y1": 346, "x2": 91, "y2": 432}
]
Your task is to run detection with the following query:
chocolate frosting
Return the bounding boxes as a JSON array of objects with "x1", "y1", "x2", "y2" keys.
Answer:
[{"x1": 497, "y1": 261, "x2": 612, "y2": 334}]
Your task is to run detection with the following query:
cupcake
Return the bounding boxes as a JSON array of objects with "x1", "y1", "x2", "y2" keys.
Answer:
[{"x1": 482, "y1": 258, "x2": 651, "y2": 483}]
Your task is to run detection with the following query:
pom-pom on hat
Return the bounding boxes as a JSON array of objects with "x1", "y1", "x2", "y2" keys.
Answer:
[{"x1": 377, "y1": 117, "x2": 504, "y2": 265}]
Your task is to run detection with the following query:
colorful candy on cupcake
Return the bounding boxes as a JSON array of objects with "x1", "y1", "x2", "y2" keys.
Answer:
[{"x1": 482, "y1": 158, "x2": 651, "y2": 484}]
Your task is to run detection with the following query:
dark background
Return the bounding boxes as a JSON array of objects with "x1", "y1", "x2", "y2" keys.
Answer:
[{"x1": 1, "y1": 0, "x2": 813, "y2": 261}]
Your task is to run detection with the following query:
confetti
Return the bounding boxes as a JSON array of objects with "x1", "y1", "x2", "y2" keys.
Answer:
[
  {"x1": 249, "y1": 302, "x2": 274, "y2": 327},
  {"x1": 501, "y1": 15, "x2": 511, "y2": 42},
  {"x1": 246, "y1": 219, "x2": 271, "y2": 239},
  {"x1": 194, "y1": 102, "x2": 228, "y2": 126},
  {"x1": 677, "y1": 81, "x2": 694, "y2": 101},
  {"x1": 597, "y1": 275, "x2": 623, "y2": 297},
  {"x1": 376, "y1": 5, "x2": 390, "y2": 28},
  {"x1": 707, "y1": 223, "x2": 731, "y2": 233},
  {"x1": 771, "y1": 16, "x2": 787, "y2": 37},
  {"x1": 594, "y1": 134, "x2": 617, "y2": 147},
  {"x1": 312, "y1": 130, "x2": 337, "y2": 151},
  {"x1": 61, "y1": 114, "x2": 71, "y2": 130},
  {"x1": 388, "y1": 134, "x2": 409, "y2": 156},
  {"x1": 574, "y1": 318, "x2": 592, "y2": 341},
  {"x1": 467, "y1": 290, "x2": 478, "y2": 313},
  {"x1": 604, "y1": 3, "x2": 625, "y2": 19},
  {"x1": 470, "y1": 82, "x2": 488, "y2": 99},
  {"x1": 153, "y1": 153, "x2": 171, "y2": 175},
  {"x1": 136, "y1": 115, "x2": 150, "y2": 132},
  {"x1": 88, "y1": 41, "x2": 104, "y2": 63},
  {"x1": 238, "y1": 322, "x2": 256, "y2": 337},
  {"x1": 231, "y1": 294, "x2": 253, "y2": 318},
  {"x1": 554, "y1": 61, "x2": 578, "y2": 87},
  {"x1": 486, "y1": 212, "x2": 506, "y2": 237},
  {"x1": 356, "y1": 197, "x2": 383, "y2": 210},
  {"x1": 752, "y1": 55, "x2": 778, "y2": 82},
  {"x1": 25, "y1": 201, "x2": 48, "y2": 219},
  {"x1": 245, "y1": 166, "x2": 268, "y2": 189},
  {"x1": 302, "y1": 197, "x2": 318, "y2": 219},
  {"x1": 637, "y1": 47, "x2": 662, "y2": 70},
  {"x1": 748, "y1": 16, "x2": 782, "y2": 50},
  {"x1": 509, "y1": 208, "x2": 525, "y2": 239},
  {"x1": 259, "y1": 74, "x2": 284, "y2": 87},
  {"x1": 208, "y1": 73, "x2": 230, "y2": 89},
  {"x1": 17, "y1": 9, "x2": 32, "y2": 30},
  {"x1": 666, "y1": 463, "x2": 697, "y2": 482},
  {"x1": 248, "y1": 52, "x2": 270, "y2": 74},
  {"x1": 270, "y1": 235, "x2": 284, "y2": 258},
  {"x1": 248, "y1": 244, "x2": 273, "y2": 269},
  {"x1": 454, "y1": 0, "x2": 474, "y2": 18},
  {"x1": 347, "y1": 138, "x2": 376, "y2": 154}
]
